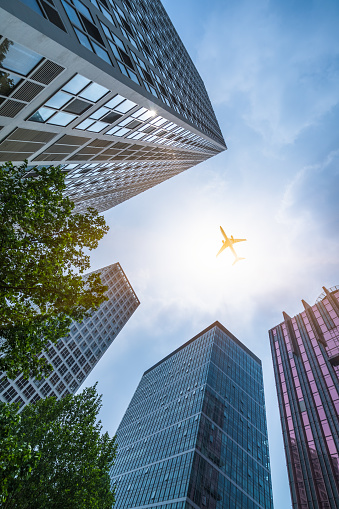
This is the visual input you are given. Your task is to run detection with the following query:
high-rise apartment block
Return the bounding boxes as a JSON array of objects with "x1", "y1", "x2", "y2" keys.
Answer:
[
  {"x1": 111, "y1": 322, "x2": 273, "y2": 509},
  {"x1": 269, "y1": 286, "x2": 339, "y2": 508},
  {"x1": 0, "y1": 0, "x2": 226, "y2": 213},
  {"x1": 0, "y1": 262, "x2": 139, "y2": 410}
]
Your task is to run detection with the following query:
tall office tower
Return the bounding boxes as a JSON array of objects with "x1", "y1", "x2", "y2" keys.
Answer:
[
  {"x1": 269, "y1": 286, "x2": 339, "y2": 508},
  {"x1": 111, "y1": 322, "x2": 273, "y2": 509},
  {"x1": 0, "y1": 262, "x2": 139, "y2": 410},
  {"x1": 0, "y1": 0, "x2": 226, "y2": 213}
]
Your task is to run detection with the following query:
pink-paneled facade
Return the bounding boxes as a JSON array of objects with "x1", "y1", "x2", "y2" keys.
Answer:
[{"x1": 269, "y1": 286, "x2": 339, "y2": 509}]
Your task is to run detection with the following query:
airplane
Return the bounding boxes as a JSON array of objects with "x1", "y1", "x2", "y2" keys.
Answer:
[{"x1": 216, "y1": 226, "x2": 246, "y2": 265}]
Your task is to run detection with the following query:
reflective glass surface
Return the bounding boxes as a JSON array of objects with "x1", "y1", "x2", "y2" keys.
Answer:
[
  {"x1": 0, "y1": 40, "x2": 42, "y2": 76},
  {"x1": 47, "y1": 111, "x2": 77, "y2": 126},
  {"x1": 62, "y1": 74, "x2": 91, "y2": 94},
  {"x1": 269, "y1": 289, "x2": 339, "y2": 507},
  {"x1": 79, "y1": 82, "x2": 109, "y2": 102},
  {"x1": 111, "y1": 325, "x2": 273, "y2": 508}
]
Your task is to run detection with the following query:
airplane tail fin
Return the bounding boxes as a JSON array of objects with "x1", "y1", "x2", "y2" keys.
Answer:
[{"x1": 232, "y1": 257, "x2": 245, "y2": 266}]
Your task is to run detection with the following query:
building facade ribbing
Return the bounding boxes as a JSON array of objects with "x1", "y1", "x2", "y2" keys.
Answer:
[
  {"x1": 269, "y1": 286, "x2": 339, "y2": 508},
  {"x1": 0, "y1": 262, "x2": 139, "y2": 410},
  {"x1": 0, "y1": 0, "x2": 226, "y2": 213},
  {"x1": 111, "y1": 322, "x2": 273, "y2": 509}
]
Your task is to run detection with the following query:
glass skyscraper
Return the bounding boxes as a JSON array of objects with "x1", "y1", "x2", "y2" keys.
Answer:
[
  {"x1": 0, "y1": 262, "x2": 139, "y2": 410},
  {"x1": 0, "y1": 0, "x2": 226, "y2": 213},
  {"x1": 111, "y1": 321, "x2": 273, "y2": 508},
  {"x1": 269, "y1": 286, "x2": 339, "y2": 508}
]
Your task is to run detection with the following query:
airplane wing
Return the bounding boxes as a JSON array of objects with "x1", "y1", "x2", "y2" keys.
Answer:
[
  {"x1": 219, "y1": 226, "x2": 228, "y2": 240},
  {"x1": 216, "y1": 243, "x2": 228, "y2": 257},
  {"x1": 231, "y1": 238, "x2": 246, "y2": 244}
]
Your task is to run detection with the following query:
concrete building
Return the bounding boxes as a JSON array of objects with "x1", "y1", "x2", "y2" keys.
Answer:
[
  {"x1": 111, "y1": 322, "x2": 273, "y2": 509},
  {"x1": 0, "y1": 0, "x2": 226, "y2": 212},
  {"x1": 0, "y1": 262, "x2": 139, "y2": 409},
  {"x1": 269, "y1": 286, "x2": 339, "y2": 508}
]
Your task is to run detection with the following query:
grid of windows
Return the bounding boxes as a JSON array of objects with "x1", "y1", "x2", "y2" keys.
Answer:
[
  {"x1": 0, "y1": 0, "x2": 226, "y2": 213},
  {"x1": 0, "y1": 38, "x2": 64, "y2": 122},
  {"x1": 269, "y1": 286, "x2": 339, "y2": 508},
  {"x1": 0, "y1": 263, "x2": 139, "y2": 411},
  {"x1": 29, "y1": 74, "x2": 109, "y2": 126},
  {"x1": 111, "y1": 322, "x2": 273, "y2": 508}
]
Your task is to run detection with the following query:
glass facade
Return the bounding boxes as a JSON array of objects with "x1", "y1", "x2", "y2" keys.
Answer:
[
  {"x1": 111, "y1": 322, "x2": 273, "y2": 508},
  {"x1": 269, "y1": 286, "x2": 339, "y2": 508},
  {"x1": 0, "y1": 0, "x2": 226, "y2": 213},
  {"x1": 0, "y1": 262, "x2": 139, "y2": 410}
]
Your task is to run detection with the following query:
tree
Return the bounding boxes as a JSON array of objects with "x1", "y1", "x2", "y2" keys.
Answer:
[
  {"x1": 0, "y1": 386, "x2": 116, "y2": 508},
  {"x1": 0, "y1": 162, "x2": 109, "y2": 379},
  {"x1": 0, "y1": 403, "x2": 40, "y2": 506}
]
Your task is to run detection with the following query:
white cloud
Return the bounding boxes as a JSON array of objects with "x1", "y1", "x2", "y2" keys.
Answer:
[{"x1": 197, "y1": 0, "x2": 339, "y2": 146}]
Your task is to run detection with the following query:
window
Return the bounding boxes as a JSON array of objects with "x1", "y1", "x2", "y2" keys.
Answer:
[
  {"x1": 76, "y1": 93, "x2": 137, "y2": 133},
  {"x1": 29, "y1": 74, "x2": 109, "y2": 126},
  {"x1": 0, "y1": 39, "x2": 42, "y2": 76}
]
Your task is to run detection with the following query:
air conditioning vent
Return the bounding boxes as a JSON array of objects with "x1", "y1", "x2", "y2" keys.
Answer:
[
  {"x1": 88, "y1": 139, "x2": 112, "y2": 148},
  {"x1": 0, "y1": 152, "x2": 32, "y2": 161},
  {"x1": 30, "y1": 60, "x2": 65, "y2": 85},
  {"x1": 8, "y1": 128, "x2": 56, "y2": 143},
  {"x1": 0, "y1": 100, "x2": 26, "y2": 118},
  {"x1": 57, "y1": 135, "x2": 91, "y2": 146},
  {"x1": 43, "y1": 144, "x2": 76, "y2": 154},
  {"x1": 12, "y1": 82, "x2": 44, "y2": 102},
  {"x1": 34, "y1": 153, "x2": 68, "y2": 161},
  {"x1": 0, "y1": 140, "x2": 44, "y2": 153}
]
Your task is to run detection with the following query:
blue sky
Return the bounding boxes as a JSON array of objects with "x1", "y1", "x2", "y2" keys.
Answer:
[{"x1": 83, "y1": 1, "x2": 339, "y2": 507}]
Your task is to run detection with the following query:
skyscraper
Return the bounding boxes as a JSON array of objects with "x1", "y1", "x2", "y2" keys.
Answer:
[
  {"x1": 111, "y1": 321, "x2": 273, "y2": 508},
  {"x1": 0, "y1": 262, "x2": 139, "y2": 410},
  {"x1": 0, "y1": 0, "x2": 226, "y2": 213},
  {"x1": 269, "y1": 286, "x2": 339, "y2": 508}
]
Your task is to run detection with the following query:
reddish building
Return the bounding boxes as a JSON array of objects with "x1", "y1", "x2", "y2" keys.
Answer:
[{"x1": 269, "y1": 286, "x2": 339, "y2": 508}]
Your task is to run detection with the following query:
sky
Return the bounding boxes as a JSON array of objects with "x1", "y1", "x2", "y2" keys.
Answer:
[{"x1": 82, "y1": 0, "x2": 339, "y2": 507}]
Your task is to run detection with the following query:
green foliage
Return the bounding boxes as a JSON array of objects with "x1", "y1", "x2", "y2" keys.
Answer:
[
  {"x1": 0, "y1": 403, "x2": 40, "y2": 506},
  {"x1": 0, "y1": 386, "x2": 116, "y2": 509},
  {"x1": 0, "y1": 162, "x2": 109, "y2": 379}
]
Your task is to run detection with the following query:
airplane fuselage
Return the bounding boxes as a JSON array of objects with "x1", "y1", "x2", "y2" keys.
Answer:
[{"x1": 217, "y1": 226, "x2": 246, "y2": 265}]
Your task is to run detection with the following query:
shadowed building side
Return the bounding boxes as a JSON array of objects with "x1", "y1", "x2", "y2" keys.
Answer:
[{"x1": 0, "y1": 262, "x2": 140, "y2": 410}]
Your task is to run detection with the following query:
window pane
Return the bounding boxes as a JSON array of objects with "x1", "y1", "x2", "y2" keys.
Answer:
[
  {"x1": 112, "y1": 127, "x2": 130, "y2": 136},
  {"x1": 138, "y1": 110, "x2": 156, "y2": 121},
  {"x1": 76, "y1": 118, "x2": 94, "y2": 129},
  {"x1": 62, "y1": 0, "x2": 81, "y2": 27},
  {"x1": 131, "y1": 107, "x2": 147, "y2": 118},
  {"x1": 45, "y1": 91, "x2": 72, "y2": 109},
  {"x1": 105, "y1": 126, "x2": 120, "y2": 135},
  {"x1": 20, "y1": 0, "x2": 43, "y2": 14},
  {"x1": 74, "y1": 28, "x2": 92, "y2": 51},
  {"x1": 105, "y1": 94, "x2": 125, "y2": 109},
  {"x1": 62, "y1": 74, "x2": 91, "y2": 94},
  {"x1": 0, "y1": 72, "x2": 22, "y2": 96},
  {"x1": 114, "y1": 99, "x2": 136, "y2": 114},
  {"x1": 29, "y1": 107, "x2": 55, "y2": 122},
  {"x1": 100, "y1": 6, "x2": 114, "y2": 24},
  {"x1": 79, "y1": 82, "x2": 109, "y2": 102},
  {"x1": 92, "y1": 42, "x2": 111, "y2": 64},
  {"x1": 0, "y1": 40, "x2": 42, "y2": 76},
  {"x1": 90, "y1": 106, "x2": 110, "y2": 119},
  {"x1": 72, "y1": 0, "x2": 92, "y2": 20},
  {"x1": 86, "y1": 121, "x2": 107, "y2": 132},
  {"x1": 47, "y1": 111, "x2": 76, "y2": 126},
  {"x1": 100, "y1": 22, "x2": 111, "y2": 39}
]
